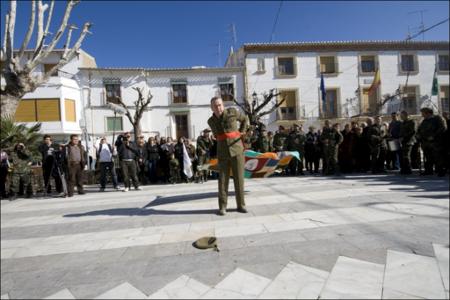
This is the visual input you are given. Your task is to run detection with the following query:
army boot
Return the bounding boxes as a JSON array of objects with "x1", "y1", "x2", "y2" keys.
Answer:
[{"x1": 237, "y1": 206, "x2": 248, "y2": 213}]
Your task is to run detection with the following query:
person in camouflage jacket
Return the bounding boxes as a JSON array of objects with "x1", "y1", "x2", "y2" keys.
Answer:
[
  {"x1": 8, "y1": 143, "x2": 33, "y2": 200},
  {"x1": 287, "y1": 124, "x2": 306, "y2": 175},
  {"x1": 417, "y1": 107, "x2": 447, "y2": 176},
  {"x1": 399, "y1": 111, "x2": 416, "y2": 175},
  {"x1": 320, "y1": 122, "x2": 343, "y2": 175}
]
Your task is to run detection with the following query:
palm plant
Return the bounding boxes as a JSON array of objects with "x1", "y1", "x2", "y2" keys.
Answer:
[{"x1": 1, "y1": 115, "x2": 42, "y2": 160}]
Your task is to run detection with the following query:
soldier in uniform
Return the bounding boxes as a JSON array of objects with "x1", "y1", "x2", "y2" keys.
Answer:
[
  {"x1": 320, "y1": 122, "x2": 343, "y2": 175},
  {"x1": 243, "y1": 128, "x2": 257, "y2": 150},
  {"x1": 367, "y1": 116, "x2": 385, "y2": 174},
  {"x1": 305, "y1": 126, "x2": 320, "y2": 174},
  {"x1": 273, "y1": 126, "x2": 288, "y2": 152},
  {"x1": 168, "y1": 153, "x2": 180, "y2": 184},
  {"x1": 256, "y1": 128, "x2": 270, "y2": 153},
  {"x1": 9, "y1": 143, "x2": 33, "y2": 201},
  {"x1": 267, "y1": 131, "x2": 274, "y2": 152},
  {"x1": 196, "y1": 129, "x2": 212, "y2": 182},
  {"x1": 208, "y1": 97, "x2": 249, "y2": 216},
  {"x1": 287, "y1": 124, "x2": 306, "y2": 175},
  {"x1": 417, "y1": 107, "x2": 447, "y2": 176},
  {"x1": 399, "y1": 111, "x2": 416, "y2": 175}
]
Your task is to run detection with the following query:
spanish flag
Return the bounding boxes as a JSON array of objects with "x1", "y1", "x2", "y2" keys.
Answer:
[{"x1": 368, "y1": 69, "x2": 381, "y2": 96}]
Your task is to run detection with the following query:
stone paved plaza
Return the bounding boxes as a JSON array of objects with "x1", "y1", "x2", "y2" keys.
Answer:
[{"x1": 1, "y1": 173, "x2": 449, "y2": 299}]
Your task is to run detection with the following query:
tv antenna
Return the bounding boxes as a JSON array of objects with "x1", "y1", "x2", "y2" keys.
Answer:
[
  {"x1": 408, "y1": 10, "x2": 427, "y2": 40},
  {"x1": 228, "y1": 23, "x2": 237, "y2": 49}
]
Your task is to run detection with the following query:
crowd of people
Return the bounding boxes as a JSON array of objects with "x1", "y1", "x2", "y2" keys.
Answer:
[
  {"x1": 0, "y1": 107, "x2": 448, "y2": 201},
  {"x1": 244, "y1": 108, "x2": 449, "y2": 177}
]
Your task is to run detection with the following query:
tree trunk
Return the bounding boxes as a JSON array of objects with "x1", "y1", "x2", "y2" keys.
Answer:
[
  {"x1": 133, "y1": 123, "x2": 142, "y2": 141},
  {"x1": 1, "y1": 94, "x2": 21, "y2": 118}
]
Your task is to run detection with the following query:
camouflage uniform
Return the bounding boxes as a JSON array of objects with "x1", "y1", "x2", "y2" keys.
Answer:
[
  {"x1": 267, "y1": 135, "x2": 274, "y2": 152},
  {"x1": 243, "y1": 132, "x2": 257, "y2": 150},
  {"x1": 367, "y1": 124, "x2": 385, "y2": 173},
  {"x1": 287, "y1": 130, "x2": 306, "y2": 175},
  {"x1": 9, "y1": 149, "x2": 33, "y2": 198},
  {"x1": 320, "y1": 127, "x2": 343, "y2": 175},
  {"x1": 399, "y1": 119, "x2": 416, "y2": 174},
  {"x1": 273, "y1": 131, "x2": 288, "y2": 152},
  {"x1": 256, "y1": 134, "x2": 270, "y2": 153},
  {"x1": 169, "y1": 157, "x2": 180, "y2": 184},
  {"x1": 417, "y1": 115, "x2": 447, "y2": 175},
  {"x1": 196, "y1": 135, "x2": 212, "y2": 182}
]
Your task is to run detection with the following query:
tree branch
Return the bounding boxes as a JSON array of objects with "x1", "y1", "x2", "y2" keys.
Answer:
[
  {"x1": 26, "y1": 0, "x2": 79, "y2": 72},
  {"x1": 17, "y1": 0, "x2": 36, "y2": 63},
  {"x1": 43, "y1": 0, "x2": 55, "y2": 36},
  {"x1": 257, "y1": 97, "x2": 285, "y2": 118},
  {"x1": 35, "y1": 0, "x2": 48, "y2": 49},
  {"x1": 63, "y1": 24, "x2": 77, "y2": 57},
  {"x1": 2, "y1": 14, "x2": 10, "y2": 58},
  {"x1": 8, "y1": 1, "x2": 17, "y2": 58},
  {"x1": 37, "y1": 22, "x2": 91, "y2": 84},
  {"x1": 254, "y1": 89, "x2": 280, "y2": 114}
]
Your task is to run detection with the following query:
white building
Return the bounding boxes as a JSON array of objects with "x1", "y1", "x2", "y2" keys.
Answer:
[
  {"x1": 9, "y1": 49, "x2": 97, "y2": 142},
  {"x1": 6, "y1": 40, "x2": 449, "y2": 140},
  {"x1": 226, "y1": 40, "x2": 449, "y2": 131},
  {"x1": 77, "y1": 66, "x2": 244, "y2": 142}
]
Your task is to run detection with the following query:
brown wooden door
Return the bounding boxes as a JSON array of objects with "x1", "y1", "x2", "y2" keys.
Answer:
[{"x1": 175, "y1": 114, "x2": 189, "y2": 140}]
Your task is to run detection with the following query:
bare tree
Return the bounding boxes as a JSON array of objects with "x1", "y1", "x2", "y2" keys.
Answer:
[
  {"x1": 117, "y1": 87, "x2": 153, "y2": 139},
  {"x1": 229, "y1": 89, "x2": 285, "y2": 132},
  {"x1": 1, "y1": 0, "x2": 92, "y2": 118}
]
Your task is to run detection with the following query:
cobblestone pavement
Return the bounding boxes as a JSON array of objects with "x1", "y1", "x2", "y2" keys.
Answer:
[{"x1": 1, "y1": 174, "x2": 449, "y2": 299}]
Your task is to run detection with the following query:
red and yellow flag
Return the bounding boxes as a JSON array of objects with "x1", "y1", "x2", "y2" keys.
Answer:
[{"x1": 367, "y1": 69, "x2": 381, "y2": 96}]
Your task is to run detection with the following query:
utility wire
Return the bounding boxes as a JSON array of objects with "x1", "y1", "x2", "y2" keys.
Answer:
[
  {"x1": 270, "y1": 1, "x2": 283, "y2": 42},
  {"x1": 252, "y1": 1, "x2": 283, "y2": 93},
  {"x1": 406, "y1": 18, "x2": 449, "y2": 41}
]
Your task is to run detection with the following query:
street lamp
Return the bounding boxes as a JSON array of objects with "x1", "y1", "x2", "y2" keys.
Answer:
[
  {"x1": 252, "y1": 91, "x2": 258, "y2": 108},
  {"x1": 106, "y1": 102, "x2": 127, "y2": 145}
]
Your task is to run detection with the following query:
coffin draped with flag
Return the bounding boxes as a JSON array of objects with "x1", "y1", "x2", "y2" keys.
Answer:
[{"x1": 208, "y1": 150, "x2": 300, "y2": 178}]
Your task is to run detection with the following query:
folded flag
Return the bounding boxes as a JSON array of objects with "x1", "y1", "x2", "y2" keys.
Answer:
[
  {"x1": 182, "y1": 143, "x2": 193, "y2": 178},
  {"x1": 207, "y1": 150, "x2": 300, "y2": 178}
]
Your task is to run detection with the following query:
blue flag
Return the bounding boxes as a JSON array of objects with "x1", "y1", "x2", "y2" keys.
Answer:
[{"x1": 320, "y1": 74, "x2": 326, "y2": 113}]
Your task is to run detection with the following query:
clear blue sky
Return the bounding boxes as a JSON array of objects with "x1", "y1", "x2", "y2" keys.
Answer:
[{"x1": 1, "y1": 1, "x2": 449, "y2": 68}]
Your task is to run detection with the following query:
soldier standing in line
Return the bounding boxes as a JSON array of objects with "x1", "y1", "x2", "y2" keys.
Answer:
[
  {"x1": 443, "y1": 112, "x2": 450, "y2": 174},
  {"x1": 267, "y1": 131, "x2": 274, "y2": 152},
  {"x1": 168, "y1": 153, "x2": 180, "y2": 184},
  {"x1": 273, "y1": 125, "x2": 288, "y2": 152},
  {"x1": 305, "y1": 126, "x2": 320, "y2": 174},
  {"x1": 208, "y1": 97, "x2": 249, "y2": 216},
  {"x1": 8, "y1": 143, "x2": 33, "y2": 201},
  {"x1": 196, "y1": 129, "x2": 212, "y2": 183},
  {"x1": 367, "y1": 116, "x2": 385, "y2": 174},
  {"x1": 399, "y1": 111, "x2": 416, "y2": 175},
  {"x1": 287, "y1": 124, "x2": 306, "y2": 175},
  {"x1": 417, "y1": 107, "x2": 447, "y2": 176},
  {"x1": 256, "y1": 128, "x2": 270, "y2": 153},
  {"x1": 243, "y1": 128, "x2": 256, "y2": 150},
  {"x1": 320, "y1": 120, "x2": 331, "y2": 174},
  {"x1": 320, "y1": 122, "x2": 343, "y2": 175}
]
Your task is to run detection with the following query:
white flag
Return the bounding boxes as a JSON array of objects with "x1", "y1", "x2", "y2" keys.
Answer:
[{"x1": 182, "y1": 143, "x2": 193, "y2": 178}]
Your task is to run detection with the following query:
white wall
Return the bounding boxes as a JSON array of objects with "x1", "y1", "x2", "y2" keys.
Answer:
[
  {"x1": 245, "y1": 50, "x2": 449, "y2": 131},
  {"x1": 79, "y1": 69, "x2": 244, "y2": 142}
]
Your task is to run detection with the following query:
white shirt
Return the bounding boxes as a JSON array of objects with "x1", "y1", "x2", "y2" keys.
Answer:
[{"x1": 98, "y1": 144, "x2": 114, "y2": 162}]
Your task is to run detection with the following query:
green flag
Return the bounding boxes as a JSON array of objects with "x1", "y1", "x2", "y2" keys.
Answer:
[{"x1": 432, "y1": 67, "x2": 438, "y2": 96}]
